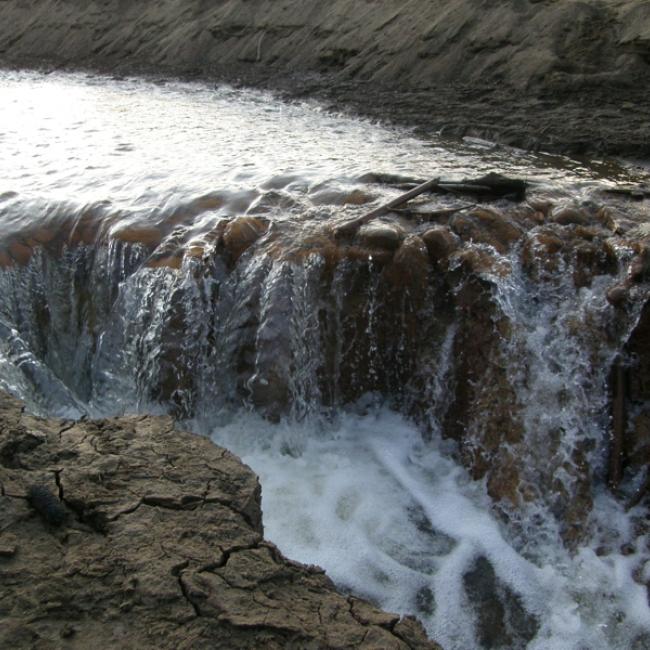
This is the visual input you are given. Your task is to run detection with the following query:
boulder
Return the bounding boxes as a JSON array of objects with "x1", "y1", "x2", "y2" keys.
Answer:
[
  {"x1": 0, "y1": 392, "x2": 439, "y2": 649},
  {"x1": 358, "y1": 222, "x2": 404, "y2": 251},
  {"x1": 421, "y1": 226, "x2": 460, "y2": 264},
  {"x1": 223, "y1": 216, "x2": 269, "y2": 261}
]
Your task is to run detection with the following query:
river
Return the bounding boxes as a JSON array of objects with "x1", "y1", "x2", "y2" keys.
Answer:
[{"x1": 1, "y1": 69, "x2": 649, "y2": 649}]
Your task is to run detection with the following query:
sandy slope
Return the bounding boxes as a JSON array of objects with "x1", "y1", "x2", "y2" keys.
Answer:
[{"x1": 0, "y1": 0, "x2": 649, "y2": 156}]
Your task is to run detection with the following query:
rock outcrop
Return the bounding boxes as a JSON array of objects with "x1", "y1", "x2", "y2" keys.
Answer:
[{"x1": 0, "y1": 392, "x2": 439, "y2": 649}]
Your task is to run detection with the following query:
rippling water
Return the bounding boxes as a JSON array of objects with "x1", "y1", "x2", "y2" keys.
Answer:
[
  {"x1": 0, "y1": 69, "x2": 645, "y2": 241},
  {"x1": 1, "y1": 69, "x2": 650, "y2": 650}
]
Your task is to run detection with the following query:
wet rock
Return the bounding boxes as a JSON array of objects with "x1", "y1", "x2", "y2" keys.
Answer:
[
  {"x1": 463, "y1": 556, "x2": 539, "y2": 650},
  {"x1": 552, "y1": 206, "x2": 590, "y2": 226},
  {"x1": 443, "y1": 271, "x2": 524, "y2": 510},
  {"x1": 0, "y1": 250, "x2": 13, "y2": 269},
  {"x1": 248, "y1": 371, "x2": 290, "y2": 423},
  {"x1": 627, "y1": 410, "x2": 650, "y2": 469},
  {"x1": 111, "y1": 224, "x2": 163, "y2": 248},
  {"x1": 344, "y1": 244, "x2": 393, "y2": 266},
  {"x1": 68, "y1": 213, "x2": 102, "y2": 246},
  {"x1": 184, "y1": 243, "x2": 205, "y2": 259},
  {"x1": 28, "y1": 227, "x2": 58, "y2": 245},
  {"x1": 387, "y1": 236, "x2": 430, "y2": 284},
  {"x1": 526, "y1": 199, "x2": 553, "y2": 217},
  {"x1": 449, "y1": 247, "x2": 511, "y2": 278},
  {"x1": 358, "y1": 222, "x2": 404, "y2": 251},
  {"x1": 573, "y1": 240, "x2": 618, "y2": 288},
  {"x1": 8, "y1": 240, "x2": 32, "y2": 266},
  {"x1": 421, "y1": 226, "x2": 460, "y2": 264},
  {"x1": 521, "y1": 230, "x2": 564, "y2": 278},
  {"x1": 628, "y1": 246, "x2": 650, "y2": 283},
  {"x1": 449, "y1": 208, "x2": 521, "y2": 254},
  {"x1": 0, "y1": 392, "x2": 439, "y2": 649},
  {"x1": 311, "y1": 188, "x2": 374, "y2": 206},
  {"x1": 606, "y1": 283, "x2": 629, "y2": 308},
  {"x1": 146, "y1": 251, "x2": 183, "y2": 270},
  {"x1": 469, "y1": 207, "x2": 522, "y2": 252},
  {"x1": 223, "y1": 216, "x2": 269, "y2": 261}
]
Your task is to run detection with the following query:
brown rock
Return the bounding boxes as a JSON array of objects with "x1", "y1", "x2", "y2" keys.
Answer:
[
  {"x1": 527, "y1": 199, "x2": 553, "y2": 216},
  {"x1": 521, "y1": 231, "x2": 564, "y2": 277},
  {"x1": 358, "y1": 222, "x2": 404, "y2": 251},
  {"x1": 0, "y1": 392, "x2": 439, "y2": 649},
  {"x1": 552, "y1": 207, "x2": 590, "y2": 226},
  {"x1": 28, "y1": 227, "x2": 58, "y2": 245},
  {"x1": 421, "y1": 226, "x2": 460, "y2": 264},
  {"x1": 0, "y1": 250, "x2": 13, "y2": 269},
  {"x1": 449, "y1": 248, "x2": 511, "y2": 278},
  {"x1": 469, "y1": 207, "x2": 522, "y2": 252},
  {"x1": 8, "y1": 240, "x2": 32, "y2": 266},
  {"x1": 607, "y1": 284, "x2": 629, "y2": 308},
  {"x1": 450, "y1": 209, "x2": 521, "y2": 254},
  {"x1": 111, "y1": 225, "x2": 163, "y2": 247},
  {"x1": 626, "y1": 410, "x2": 650, "y2": 470},
  {"x1": 68, "y1": 213, "x2": 102, "y2": 246},
  {"x1": 573, "y1": 240, "x2": 617, "y2": 288},
  {"x1": 223, "y1": 216, "x2": 269, "y2": 261},
  {"x1": 146, "y1": 252, "x2": 183, "y2": 270},
  {"x1": 628, "y1": 248, "x2": 650, "y2": 282},
  {"x1": 384, "y1": 235, "x2": 431, "y2": 304}
]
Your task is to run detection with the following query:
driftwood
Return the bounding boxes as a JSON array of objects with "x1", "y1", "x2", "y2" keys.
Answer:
[
  {"x1": 392, "y1": 203, "x2": 475, "y2": 222},
  {"x1": 335, "y1": 177, "x2": 442, "y2": 237},
  {"x1": 335, "y1": 173, "x2": 526, "y2": 237},
  {"x1": 603, "y1": 186, "x2": 649, "y2": 200}
]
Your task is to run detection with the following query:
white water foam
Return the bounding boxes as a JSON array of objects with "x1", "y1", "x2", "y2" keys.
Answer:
[{"x1": 206, "y1": 408, "x2": 650, "y2": 650}]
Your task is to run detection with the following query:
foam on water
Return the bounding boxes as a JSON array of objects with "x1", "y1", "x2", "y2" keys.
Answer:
[{"x1": 206, "y1": 408, "x2": 650, "y2": 650}]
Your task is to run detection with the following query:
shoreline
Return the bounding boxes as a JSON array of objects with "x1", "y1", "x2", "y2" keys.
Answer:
[
  {"x1": 4, "y1": 55, "x2": 650, "y2": 169},
  {"x1": 1, "y1": 0, "x2": 649, "y2": 161}
]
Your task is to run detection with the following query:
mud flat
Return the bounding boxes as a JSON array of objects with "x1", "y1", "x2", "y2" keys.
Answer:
[{"x1": 0, "y1": 0, "x2": 649, "y2": 158}]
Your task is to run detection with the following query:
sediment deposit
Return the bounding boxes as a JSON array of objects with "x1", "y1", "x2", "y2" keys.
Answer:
[{"x1": 0, "y1": 0, "x2": 649, "y2": 156}]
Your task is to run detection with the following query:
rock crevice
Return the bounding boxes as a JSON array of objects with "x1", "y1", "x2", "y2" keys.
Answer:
[{"x1": 0, "y1": 391, "x2": 439, "y2": 649}]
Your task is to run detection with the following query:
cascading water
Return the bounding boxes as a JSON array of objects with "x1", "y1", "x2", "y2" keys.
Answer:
[{"x1": 1, "y1": 69, "x2": 650, "y2": 649}]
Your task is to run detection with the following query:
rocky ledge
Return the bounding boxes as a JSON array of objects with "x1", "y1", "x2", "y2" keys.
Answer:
[{"x1": 0, "y1": 392, "x2": 439, "y2": 649}]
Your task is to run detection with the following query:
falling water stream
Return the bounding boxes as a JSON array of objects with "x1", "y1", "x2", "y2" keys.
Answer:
[{"x1": 1, "y1": 69, "x2": 650, "y2": 649}]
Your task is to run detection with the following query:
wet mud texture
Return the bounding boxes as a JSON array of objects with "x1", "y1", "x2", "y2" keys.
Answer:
[
  {"x1": 0, "y1": 0, "x2": 649, "y2": 158},
  {"x1": 0, "y1": 392, "x2": 438, "y2": 649}
]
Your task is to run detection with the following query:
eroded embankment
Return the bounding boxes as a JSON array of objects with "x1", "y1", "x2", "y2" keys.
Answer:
[
  {"x1": 0, "y1": 0, "x2": 649, "y2": 156},
  {"x1": 0, "y1": 391, "x2": 437, "y2": 649}
]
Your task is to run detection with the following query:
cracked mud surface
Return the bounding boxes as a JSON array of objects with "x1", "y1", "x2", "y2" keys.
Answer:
[{"x1": 0, "y1": 392, "x2": 439, "y2": 649}]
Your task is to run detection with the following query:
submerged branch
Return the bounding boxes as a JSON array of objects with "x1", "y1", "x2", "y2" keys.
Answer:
[{"x1": 335, "y1": 173, "x2": 526, "y2": 237}]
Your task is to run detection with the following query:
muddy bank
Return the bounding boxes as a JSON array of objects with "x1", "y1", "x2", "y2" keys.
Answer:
[
  {"x1": 0, "y1": 0, "x2": 648, "y2": 158},
  {"x1": 0, "y1": 392, "x2": 438, "y2": 649}
]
